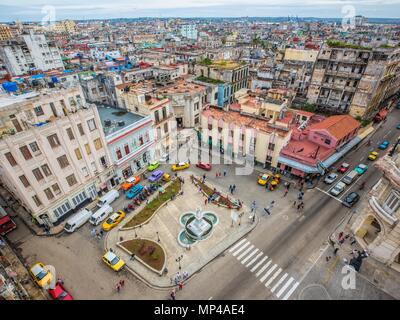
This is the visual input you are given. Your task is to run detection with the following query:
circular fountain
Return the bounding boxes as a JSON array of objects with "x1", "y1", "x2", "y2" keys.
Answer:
[{"x1": 178, "y1": 207, "x2": 219, "y2": 247}]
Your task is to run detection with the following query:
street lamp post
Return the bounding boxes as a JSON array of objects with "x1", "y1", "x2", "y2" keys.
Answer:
[
  {"x1": 156, "y1": 231, "x2": 160, "y2": 243},
  {"x1": 176, "y1": 255, "x2": 183, "y2": 270},
  {"x1": 134, "y1": 228, "x2": 137, "y2": 238}
]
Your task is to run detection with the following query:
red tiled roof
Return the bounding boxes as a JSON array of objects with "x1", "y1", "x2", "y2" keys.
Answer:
[{"x1": 309, "y1": 115, "x2": 360, "y2": 140}]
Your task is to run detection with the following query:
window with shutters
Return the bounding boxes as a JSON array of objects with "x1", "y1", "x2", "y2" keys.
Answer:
[
  {"x1": 44, "y1": 188, "x2": 55, "y2": 200},
  {"x1": 32, "y1": 195, "x2": 42, "y2": 207},
  {"x1": 116, "y1": 148, "x2": 122, "y2": 160},
  {"x1": 29, "y1": 142, "x2": 40, "y2": 154},
  {"x1": 34, "y1": 106, "x2": 44, "y2": 116},
  {"x1": 19, "y1": 145, "x2": 33, "y2": 160},
  {"x1": 47, "y1": 134, "x2": 60, "y2": 148},
  {"x1": 78, "y1": 123, "x2": 85, "y2": 136},
  {"x1": 52, "y1": 183, "x2": 61, "y2": 195},
  {"x1": 87, "y1": 118, "x2": 97, "y2": 131},
  {"x1": 85, "y1": 144, "x2": 91, "y2": 155},
  {"x1": 162, "y1": 107, "x2": 167, "y2": 119},
  {"x1": 19, "y1": 175, "x2": 30, "y2": 188},
  {"x1": 155, "y1": 110, "x2": 160, "y2": 123},
  {"x1": 66, "y1": 127, "x2": 75, "y2": 140},
  {"x1": 32, "y1": 168, "x2": 44, "y2": 181},
  {"x1": 94, "y1": 138, "x2": 102, "y2": 150},
  {"x1": 75, "y1": 148, "x2": 82, "y2": 160},
  {"x1": 124, "y1": 144, "x2": 130, "y2": 155},
  {"x1": 164, "y1": 122, "x2": 168, "y2": 133},
  {"x1": 5, "y1": 152, "x2": 17, "y2": 166},
  {"x1": 66, "y1": 174, "x2": 77, "y2": 187},
  {"x1": 383, "y1": 190, "x2": 400, "y2": 216},
  {"x1": 57, "y1": 155, "x2": 69, "y2": 169},
  {"x1": 41, "y1": 164, "x2": 52, "y2": 177}
]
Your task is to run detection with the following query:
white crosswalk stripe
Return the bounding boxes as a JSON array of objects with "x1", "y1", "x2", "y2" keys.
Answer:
[
  {"x1": 250, "y1": 256, "x2": 268, "y2": 272},
  {"x1": 232, "y1": 241, "x2": 250, "y2": 257},
  {"x1": 246, "y1": 252, "x2": 263, "y2": 268},
  {"x1": 259, "y1": 264, "x2": 277, "y2": 282},
  {"x1": 276, "y1": 277, "x2": 295, "y2": 298},
  {"x1": 256, "y1": 260, "x2": 273, "y2": 277},
  {"x1": 241, "y1": 248, "x2": 259, "y2": 264},
  {"x1": 229, "y1": 239, "x2": 301, "y2": 300},
  {"x1": 229, "y1": 238, "x2": 247, "y2": 253},
  {"x1": 265, "y1": 268, "x2": 282, "y2": 288},
  {"x1": 237, "y1": 245, "x2": 255, "y2": 261},
  {"x1": 281, "y1": 281, "x2": 300, "y2": 300},
  {"x1": 271, "y1": 273, "x2": 288, "y2": 293}
]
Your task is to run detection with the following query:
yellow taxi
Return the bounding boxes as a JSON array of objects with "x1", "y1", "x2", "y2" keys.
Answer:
[
  {"x1": 102, "y1": 250, "x2": 125, "y2": 272},
  {"x1": 29, "y1": 262, "x2": 52, "y2": 288},
  {"x1": 102, "y1": 210, "x2": 126, "y2": 231},
  {"x1": 171, "y1": 162, "x2": 190, "y2": 171},
  {"x1": 258, "y1": 174, "x2": 271, "y2": 186},
  {"x1": 368, "y1": 151, "x2": 379, "y2": 161}
]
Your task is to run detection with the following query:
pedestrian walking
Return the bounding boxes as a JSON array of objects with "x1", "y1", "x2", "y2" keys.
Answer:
[
  {"x1": 116, "y1": 283, "x2": 121, "y2": 293},
  {"x1": 293, "y1": 200, "x2": 297, "y2": 207},
  {"x1": 91, "y1": 228, "x2": 97, "y2": 237},
  {"x1": 215, "y1": 172, "x2": 218, "y2": 179},
  {"x1": 333, "y1": 246, "x2": 339, "y2": 255},
  {"x1": 263, "y1": 200, "x2": 275, "y2": 216},
  {"x1": 297, "y1": 203, "x2": 301, "y2": 211},
  {"x1": 232, "y1": 185, "x2": 236, "y2": 193},
  {"x1": 283, "y1": 188, "x2": 289, "y2": 197},
  {"x1": 223, "y1": 170, "x2": 227, "y2": 177},
  {"x1": 170, "y1": 289, "x2": 176, "y2": 300},
  {"x1": 300, "y1": 202, "x2": 304, "y2": 210},
  {"x1": 178, "y1": 282, "x2": 184, "y2": 290},
  {"x1": 229, "y1": 185, "x2": 232, "y2": 193},
  {"x1": 119, "y1": 280, "x2": 125, "y2": 288},
  {"x1": 130, "y1": 253, "x2": 135, "y2": 261},
  {"x1": 204, "y1": 198, "x2": 207, "y2": 205}
]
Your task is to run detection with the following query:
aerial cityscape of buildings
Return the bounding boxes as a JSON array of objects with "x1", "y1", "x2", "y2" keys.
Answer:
[{"x1": 0, "y1": 11, "x2": 399, "y2": 304}]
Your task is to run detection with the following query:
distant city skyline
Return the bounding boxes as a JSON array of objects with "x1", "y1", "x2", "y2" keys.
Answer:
[{"x1": 1, "y1": 1, "x2": 400, "y2": 22}]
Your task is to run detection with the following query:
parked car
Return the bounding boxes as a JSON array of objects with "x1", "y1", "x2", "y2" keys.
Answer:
[
  {"x1": 355, "y1": 164, "x2": 368, "y2": 175},
  {"x1": 338, "y1": 162, "x2": 350, "y2": 173},
  {"x1": 102, "y1": 210, "x2": 126, "y2": 231},
  {"x1": 324, "y1": 173, "x2": 338, "y2": 184},
  {"x1": 120, "y1": 176, "x2": 140, "y2": 191},
  {"x1": 97, "y1": 189, "x2": 120, "y2": 208},
  {"x1": 172, "y1": 162, "x2": 190, "y2": 171},
  {"x1": 102, "y1": 250, "x2": 125, "y2": 272},
  {"x1": 258, "y1": 174, "x2": 271, "y2": 186},
  {"x1": 64, "y1": 208, "x2": 93, "y2": 233},
  {"x1": 378, "y1": 140, "x2": 390, "y2": 150},
  {"x1": 29, "y1": 262, "x2": 52, "y2": 288},
  {"x1": 0, "y1": 215, "x2": 17, "y2": 236},
  {"x1": 147, "y1": 161, "x2": 160, "y2": 171},
  {"x1": 48, "y1": 282, "x2": 73, "y2": 300},
  {"x1": 342, "y1": 192, "x2": 360, "y2": 207},
  {"x1": 397, "y1": 124, "x2": 400, "y2": 129},
  {"x1": 159, "y1": 153, "x2": 170, "y2": 163},
  {"x1": 126, "y1": 184, "x2": 144, "y2": 199},
  {"x1": 196, "y1": 162, "x2": 212, "y2": 171},
  {"x1": 343, "y1": 170, "x2": 359, "y2": 185},
  {"x1": 368, "y1": 151, "x2": 379, "y2": 161},
  {"x1": 330, "y1": 182, "x2": 346, "y2": 196},
  {"x1": 148, "y1": 169, "x2": 164, "y2": 182}
]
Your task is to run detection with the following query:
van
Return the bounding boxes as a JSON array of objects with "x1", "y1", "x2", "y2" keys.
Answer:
[
  {"x1": 342, "y1": 170, "x2": 358, "y2": 185},
  {"x1": 64, "y1": 208, "x2": 93, "y2": 233},
  {"x1": 97, "y1": 189, "x2": 120, "y2": 208},
  {"x1": 89, "y1": 204, "x2": 113, "y2": 226}
]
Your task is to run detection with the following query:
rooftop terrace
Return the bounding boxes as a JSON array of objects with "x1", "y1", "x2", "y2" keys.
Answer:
[{"x1": 96, "y1": 105, "x2": 144, "y2": 136}]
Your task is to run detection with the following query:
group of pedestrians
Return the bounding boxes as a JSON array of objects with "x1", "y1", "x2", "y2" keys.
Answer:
[
  {"x1": 115, "y1": 279, "x2": 125, "y2": 293},
  {"x1": 215, "y1": 170, "x2": 227, "y2": 178},
  {"x1": 91, "y1": 228, "x2": 104, "y2": 240},
  {"x1": 228, "y1": 184, "x2": 236, "y2": 195}
]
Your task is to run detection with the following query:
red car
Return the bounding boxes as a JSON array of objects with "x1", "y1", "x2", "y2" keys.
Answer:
[
  {"x1": 48, "y1": 282, "x2": 73, "y2": 300},
  {"x1": 196, "y1": 162, "x2": 212, "y2": 171},
  {"x1": 338, "y1": 162, "x2": 350, "y2": 173}
]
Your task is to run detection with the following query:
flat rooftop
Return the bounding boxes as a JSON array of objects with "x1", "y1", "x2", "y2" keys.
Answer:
[
  {"x1": 0, "y1": 92, "x2": 40, "y2": 109},
  {"x1": 96, "y1": 105, "x2": 144, "y2": 136}
]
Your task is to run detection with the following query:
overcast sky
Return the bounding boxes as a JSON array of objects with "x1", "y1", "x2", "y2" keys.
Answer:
[{"x1": 1, "y1": 0, "x2": 400, "y2": 22}]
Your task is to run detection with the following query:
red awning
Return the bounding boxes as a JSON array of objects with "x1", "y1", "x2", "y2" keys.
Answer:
[{"x1": 0, "y1": 215, "x2": 11, "y2": 225}]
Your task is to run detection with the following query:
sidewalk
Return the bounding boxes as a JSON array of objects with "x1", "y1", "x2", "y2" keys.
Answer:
[{"x1": 329, "y1": 211, "x2": 400, "y2": 300}]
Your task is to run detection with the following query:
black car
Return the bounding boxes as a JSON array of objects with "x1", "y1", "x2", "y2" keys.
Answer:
[{"x1": 342, "y1": 192, "x2": 360, "y2": 207}]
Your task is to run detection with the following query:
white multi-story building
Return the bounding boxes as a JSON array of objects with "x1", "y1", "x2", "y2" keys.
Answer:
[
  {"x1": 0, "y1": 30, "x2": 64, "y2": 76},
  {"x1": 0, "y1": 87, "x2": 113, "y2": 226},
  {"x1": 180, "y1": 24, "x2": 198, "y2": 40}
]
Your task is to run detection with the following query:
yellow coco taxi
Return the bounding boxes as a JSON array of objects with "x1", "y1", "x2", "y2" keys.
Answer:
[
  {"x1": 102, "y1": 250, "x2": 125, "y2": 272},
  {"x1": 29, "y1": 262, "x2": 52, "y2": 288},
  {"x1": 368, "y1": 151, "x2": 379, "y2": 161},
  {"x1": 171, "y1": 162, "x2": 190, "y2": 171},
  {"x1": 258, "y1": 174, "x2": 271, "y2": 186},
  {"x1": 102, "y1": 210, "x2": 126, "y2": 231}
]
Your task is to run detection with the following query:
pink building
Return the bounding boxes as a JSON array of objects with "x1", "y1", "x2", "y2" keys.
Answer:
[{"x1": 279, "y1": 115, "x2": 361, "y2": 177}]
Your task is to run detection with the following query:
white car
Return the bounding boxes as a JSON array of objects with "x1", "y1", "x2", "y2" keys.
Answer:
[
  {"x1": 330, "y1": 181, "x2": 346, "y2": 196},
  {"x1": 159, "y1": 153, "x2": 170, "y2": 163},
  {"x1": 324, "y1": 173, "x2": 338, "y2": 184}
]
